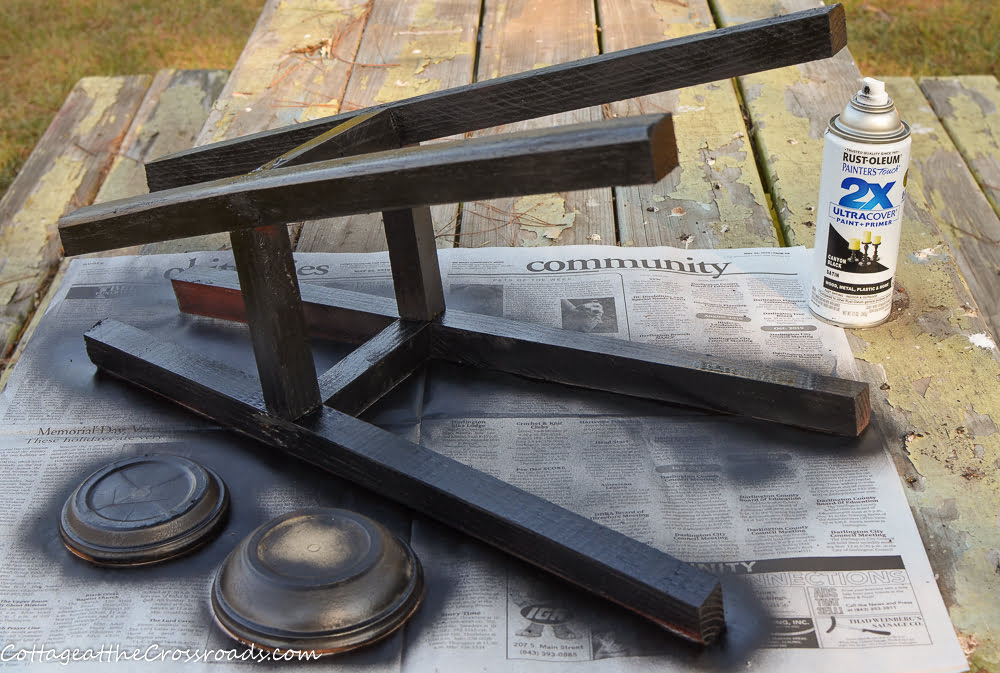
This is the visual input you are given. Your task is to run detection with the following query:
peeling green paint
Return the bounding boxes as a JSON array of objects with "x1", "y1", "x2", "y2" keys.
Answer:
[
  {"x1": 202, "y1": 0, "x2": 369, "y2": 143},
  {"x1": 139, "y1": 83, "x2": 217, "y2": 158},
  {"x1": 737, "y1": 67, "x2": 824, "y2": 247},
  {"x1": 75, "y1": 77, "x2": 126, "y2": 137},
  {"x1": 651, "y1": 0, "x2": 710, "y2": 36},
  {"x1": 1, "y1": 156, "x2": 85, "y2": 303},
  {"x1": 374, "y1": 4, "x2": 472, "y2": 105},
  {"x1": 921, "y1": 76, "x2": 1000, "y2": 221},
  {"x1": 513, "y1": 194, "x2": 576, "y2": 247}
]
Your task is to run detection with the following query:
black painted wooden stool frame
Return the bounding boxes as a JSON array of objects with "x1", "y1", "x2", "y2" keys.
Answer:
[{"x1": 58, "y1": 6, "x2": 854, "y2": 645}]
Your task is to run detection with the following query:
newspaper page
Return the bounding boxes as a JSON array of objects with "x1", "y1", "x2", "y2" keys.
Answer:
[{"x1": 0, "y1": 247, "x2": 966, "y2": 672}]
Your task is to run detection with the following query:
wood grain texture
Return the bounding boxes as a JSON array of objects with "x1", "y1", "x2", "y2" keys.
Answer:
[
  {"x1": 95, "y1": 70, "x2": 229, "y2": 207},
  {"x1": 295, "y1": 0, "x2": 481, "y2": 254},
  {"x1": 0, "y1": 75, "x2": 150, "y2": 360},
  {"x1": 598, "y1": 0, "x2": 778, "y2": 249},
  {"x1": 383, "y1": 206, "x2": 446, "y2": 320},
  {"x1": 151, "y1": 0, "x2": 373, "y2": 252},
  {"x1": 92, "y1": 69, "x2": 229, "y2": 256},
  {"x1": 711, "y1": 0, "x2": 857, "y2": 248},
  {"x1": 433, "y1": 310, "x2": 868, "y2": 436},
  {"x1": 919, "y1": 76, "x2": 1000, "y2": 226},
  {"x1": 230, "y1": 224, "x2": 321, "y2": 419},
  {"x1": 457, "y1": 0, "x2": 611, "y2": 248},
  {"x1": 84, "y1": 318, "x2": 726, "y2": 644},
  {"x1": 710, "y1": 0, "x2": 1000, "y2": 665},
  {"x1": 60, "y1": 115, "x2": 677, "y2": 255},
  {"x1": 3, "y1": 71, "x2": 226, "y2": 387},
  {"x1": 883, "y1": 77, "x2": 1000, "y2": 342},
  {"x1": 168, "y1": 268, "x2": 870, "y2": 436},
  {"x1": 318, "y1": 319, "x2": 431, "y2": 414},
  {"x1": 144, "y1": 5, "x2": 847, "y2": 192}
]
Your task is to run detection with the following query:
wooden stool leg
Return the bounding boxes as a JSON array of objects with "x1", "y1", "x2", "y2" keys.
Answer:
[
  {"x1": 230, "y1": 224, "x2": 321, "y2": 419},
  {"x1": 382, "y1": 205, "x2": 446, "y2": 321}
]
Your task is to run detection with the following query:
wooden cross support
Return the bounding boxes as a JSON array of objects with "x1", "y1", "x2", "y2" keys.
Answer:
[{"x1": 57, "y1": 6, "x2": 853, "y2": 646}]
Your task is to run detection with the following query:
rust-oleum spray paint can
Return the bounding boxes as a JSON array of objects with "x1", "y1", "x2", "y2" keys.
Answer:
[{"x1": 808, "y1": 77, "x2": 911, "y2": 327}]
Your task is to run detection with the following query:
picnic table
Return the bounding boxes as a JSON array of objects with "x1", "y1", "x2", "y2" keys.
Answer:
[{"x1": 2, "y1": 0, "x2": 999, "y2": 669}]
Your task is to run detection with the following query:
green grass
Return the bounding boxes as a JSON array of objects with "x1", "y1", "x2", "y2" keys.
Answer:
[
  {"x1": 840, "y1": 0, "x2": 1000, "y2": 78},
  {"x1": 0, "y1": 0, "x2": 997, "y2": 200},
  {"x1": 0, "y1": 0, "x2": 264, "y2": 198}
]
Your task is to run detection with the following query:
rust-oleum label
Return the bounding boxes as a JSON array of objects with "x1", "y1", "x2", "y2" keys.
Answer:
[{"x1": 809, "y1": 129, "x2": 910, "y2": 327}]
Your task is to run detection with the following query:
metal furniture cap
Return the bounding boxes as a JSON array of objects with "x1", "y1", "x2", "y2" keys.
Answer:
[
  {"x1": 211, "y1": 507, "x2": 424, "y2": 655},
  {"x1": 60, "y1": 454, "x2": 229, "y2": 566}
]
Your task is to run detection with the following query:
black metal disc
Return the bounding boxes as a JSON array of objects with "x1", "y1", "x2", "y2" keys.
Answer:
[
  {"x1": 60, "y1": 454, "x2": 229, "y2": 566},
  {"x1": 211, "y1": 508, "x2": 423, "y2": 654}
]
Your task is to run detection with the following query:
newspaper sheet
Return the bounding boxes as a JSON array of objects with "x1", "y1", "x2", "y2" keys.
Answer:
[{"x1": 0, "y1": 246, "x2": 967, "y2": 672}]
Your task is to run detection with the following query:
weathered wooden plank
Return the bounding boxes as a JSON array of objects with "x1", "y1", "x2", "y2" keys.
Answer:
[
  {"x1": 295, "y1": 0, "x2": 481, "y2": 254},
  {"x1": 458, "y1": 0, "x2": 611, "y2": 247},
  {"x1": 598, "y1": 0, "x2": 778, "y2": 249},
  {"x1": 152, "y1": 0, "x2": 373, "y2": 252},
  {"x1": 230, "y1": 224, "x2": 321, "y2": 420},
  {"x1": 84, "y1": 318, "x2": 726, "y2": 645},
  {"x1": 194, "y1": 0, "x2": 371, "y2": 147},
  {"x1": 710, "y1": 0, "x2": 1000, "y2": 666},
  {"x1": 919, "y1": 76, "x2": 1000, "y2": 222},
  {"x1": 1, "y1": 71, "x2": 227, "y2": 390},
  {"x1": 144, "y1": 5, "x2": 847, "y2": 192},
  {"x1": 168, "y1": 269, "x2": 870, "y2": 436},
  {"x1": 884, "y1": 77, "x2": 1000, "y2": 341},
  {"x1": 711, "y1": 0, "x2": 857, "y2": 248},
  {"x1": 318, "y1": 319, "x2": 432, "y2": 414},
  {"x1": 0, "y1": 75, "x2": 150, "y2": 365},
  {"x1": 60, "y1": 115, "x2": 677, "y2": 255},
  {"x1": 91, "y1": 69, "x2": 229, "y2": 256},
  {"x1": 95, "y1": 70, "x2": 229, "y2": 206}
]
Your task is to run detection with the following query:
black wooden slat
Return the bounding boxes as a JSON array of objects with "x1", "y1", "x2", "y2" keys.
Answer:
[
  {"x1": 433, "y1": 312, "x2": 869, "y2": 437},
  {"x1": 230, "y1": 225, "x2": 321, "y2": 420},
  {"x1": 144, "y1": 5, "x2": 846, "y2": 190},
  {"x1": 171, "y1": 269, "x2": 398, "y2": 344},
  {"x1": 59, "y1": 115, "x2": 677, "y2": 256},
  {"x1": 382, "y1": 206, "x2": 446, "y2": 320},
  {"x1": 318, "y1": 319, "x2": 432, "y2": 415},
  {"x1": 84, "y1": 319, "x2": 725, "y2": 644},
  {"x1": 168, "y1": 270, "x2": 870, "y2": 436}
]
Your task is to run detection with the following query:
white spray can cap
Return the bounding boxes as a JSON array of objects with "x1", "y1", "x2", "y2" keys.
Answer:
[{"x1": 857, "y1": 77, "x2": 889, "y2": 106}]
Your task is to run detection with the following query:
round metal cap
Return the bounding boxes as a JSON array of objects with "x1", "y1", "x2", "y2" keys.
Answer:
[
  {"x1": 211, "y1": 508, "x2": 423, "y2": 655},
  {"x1": 829, "y1": 79, "x2": 909, "y2": 143},
  {"x1": 60, "y1": 454, "x2": 229, "y2": 566}
]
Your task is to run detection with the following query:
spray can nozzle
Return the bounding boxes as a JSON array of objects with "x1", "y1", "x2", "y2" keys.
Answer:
[{"x1": 857, "y1": 77, "x2": 890, "y2": 107}]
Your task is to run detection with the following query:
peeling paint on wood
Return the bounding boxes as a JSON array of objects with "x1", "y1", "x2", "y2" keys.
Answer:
[
  {"x1": 713, "y1": 0, "x2": 858, "y2": 247},
  {"x1": 0, "y1": 74, "x2": 149, "y2": 366},
  {"x1": 709, "y1": 1, "x2": 1000, "y2": 667},
  {"x1": 459, "y1": 0, "x2": 611, "y2": 248},
  {"x1": 601, "y1": 0, "x2": 776, "y2": 250},
  {"x1": 162, "y1": 0, "x2": 372, "y2": 252},
  {"x1": 197, "y1": 0, "x2": 371, "y2": 146},
  {"x1": 885, "y1": 76, "x2": 1000, "y2": 343},
  {"x1": 97, "y1": 69, "x2": 229, "y2": 210},
  {"x1": 296, "y1": 0, "x2": 480, "y2": 254},
  {"x1": 920, "y1": 76, "x2": 1000, "y2": 222}
]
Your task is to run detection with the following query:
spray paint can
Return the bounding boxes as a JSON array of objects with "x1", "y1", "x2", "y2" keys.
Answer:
[{"x1": 808, "y1": 77, "x2": 911, "y2": 327}]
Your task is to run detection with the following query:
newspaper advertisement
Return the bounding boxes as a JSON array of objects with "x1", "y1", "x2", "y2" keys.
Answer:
[{"x1": 0, "y1": 246, "x2": 967, "y2": 672}]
